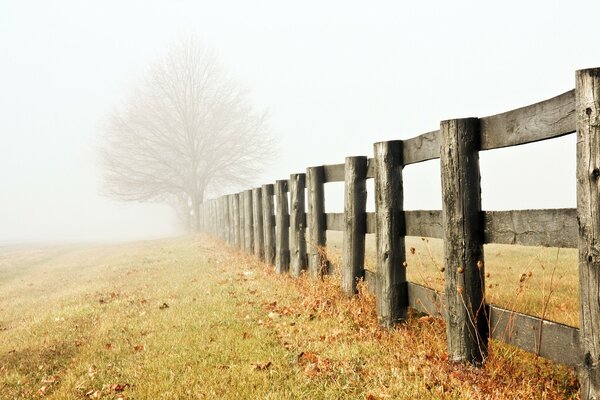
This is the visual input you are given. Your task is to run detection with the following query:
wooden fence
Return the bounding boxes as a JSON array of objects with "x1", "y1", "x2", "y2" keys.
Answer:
[{"x1": 199, "y1": 68, "x2": 600, "y2": 398}]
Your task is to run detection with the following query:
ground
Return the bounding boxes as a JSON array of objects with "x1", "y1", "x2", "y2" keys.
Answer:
[{"x1": 0, "y1": 236, "x2": 579, "y2": 399}]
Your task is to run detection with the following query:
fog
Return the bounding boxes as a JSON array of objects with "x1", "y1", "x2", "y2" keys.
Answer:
[{"x1": 1, "y1": 0, "x2": 598, "y2": 244}]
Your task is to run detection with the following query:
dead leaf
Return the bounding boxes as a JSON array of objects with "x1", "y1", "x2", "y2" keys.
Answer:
[
  {"x1": 104, "y1": 343, "x2": 112, "y2": 350},
  {"x1": 242, "y1": 332, "x2": 251, "y2": 339},
  {"x1": 85, "y1": 389, "x2": 100, "y2": 398},
  {"x1": 87, "y1": 365, "x2": 98, "y2": 378},
  {"x1": 252, "y1": 361, "x2": 272, "y2": 370},
  {"x1": 110, "y1": 383, "x2": 130, "y2": 392},
  {"x1": 133, "y1": 344, "x2": 144, "y2": 352}
]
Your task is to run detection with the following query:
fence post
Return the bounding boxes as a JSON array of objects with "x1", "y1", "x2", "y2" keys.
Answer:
[
  {"x1": 224, "y1": 196, "x2": 231, "y2": 244},
  {"x1": 243, "y1": 189, "x2": 254, "y2": 254},
  {"x1": 252, "y1": 188, "x2": 265, "y2": 261},
  {"x1": 440, "y1": 117, "x2": 487, "y2": 365},
  {"x1": 239, "y1": 192, "x2": 246, "y2": 251},
  {"x1": 227, "y1": 195, "x2": 234, "y2": 245},
  {"x1": 374, "y1": 140, "x2": 407, "y2": 326},
  {"x1": 218, "y1": 197, "x2": 224, "y2": 241},
  {"x1": 232, "y1": 194, "x2": 240, "y2": 248},
  {"x1": 341, "y1": 156, "x2": 368, "y2": 296},
  {"x1": 576, "y1": 67, "x2": 600, "y2": 399},
  {"x1": 275, "y1": 179, "x2": 290, "y2": 273},
  {"x1": 289, "y1": 173, "x2": 307, "y2": 277},
  {"x1": 262, "y1": 184, "x2": 276, "y2": 265},
  {"x1": 307, "y1": 166, "x2": 327, "y2": 278}
]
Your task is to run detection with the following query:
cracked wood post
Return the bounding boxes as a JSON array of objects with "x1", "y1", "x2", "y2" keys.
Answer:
[
  {"x1": 262, "y1": 184, "x2": 276, "y2": 265},
  {"x1": 440, "y1": 117, "x2": 487, "y2": 365},
  {"x1": 341, "y1": 156, "x2": 368, "y2": 296},
  {"x1": 222, "y1": 196, "x2": 229, "y2": 243},
  {"x1": 238, "y1": 192, "x2": 246, "y2": 251},
  {"x1": 243, "y1": 189, "x2": 254, "y2": 254},
  {"x1": 275, "y1": 179, "x2": 290, "y2": 273},
  {"x1": 307, "y1": 166, "x2": 327, "y2": 278},
  {"x1": 252, "y1": 188, "x2": 265, "y2": 261},
  {"x1": 228, "y1": 195, "x2": 235, "y2": 246},
  {"x1": 233, "y1": 193, "x2": 241, "y2": 249},
  {"x1": 374, "y1": 140, "x2": 408, "y2": 326},
  {"x1": 289, "y1": 173, "x2": 307, "y2": 277},
  {"x1": 576, "y1": 67, "x2": 600, "y2": 399}
]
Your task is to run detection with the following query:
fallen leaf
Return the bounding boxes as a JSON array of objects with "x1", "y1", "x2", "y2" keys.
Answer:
[
  {"x1": 252, "y1": 361, "x2": 272, "y2": 371},
  {"x1": 133, "y1": 344, "x2": 144, "y2": 352},
  {"x1": 110, "y1": 383, "x2": 130, "y2": 392}
]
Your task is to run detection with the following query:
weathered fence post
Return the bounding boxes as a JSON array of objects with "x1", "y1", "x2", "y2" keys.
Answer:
[
  {"x1": 275, "y1": 179, "x2": 290, "y2": 273},
  {"x1": 252, "y1": 188, "x2": 265, "y2": 261},
  {"x1": 289, "y1": 173, "x2": 307, "y2": 277},
  {"x1": 440, "y1": 117, "x2": 487, "y2": 365},
  {"x1": 341, "y1": 156, "x2": 368, "y2": 296},
  {"x1": 228, "y1": 195, "x2": 235, "y2": 245},
  {"x1": 374, "y1": 140, "x2": 407, "y2": 326},
  {"x1": 262, "y1": 184, "x2": 276, "y2": 265},
  {"x1": 233, "y1": 194, "x2": 241, "y2": 249},
  {"x1": 243, "y1": 189, "x2": 254, "y2": 254},
  {"x1": 576, "y1": 67, "x2": 600, "y2": 399},
  {"x1": 307, "y1": 166, "x2": 327, "y2": 278},
  {"x1": 224, "y1": 196, "x2": 231, "y2": 244},
  {"x1": 239, "y1": 192, "x2": 246, "y2": 251}
]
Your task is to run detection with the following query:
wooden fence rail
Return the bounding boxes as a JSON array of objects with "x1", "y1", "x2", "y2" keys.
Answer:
[{"x1": 199, "y1": 68, "x2": 599, "y2": 398}]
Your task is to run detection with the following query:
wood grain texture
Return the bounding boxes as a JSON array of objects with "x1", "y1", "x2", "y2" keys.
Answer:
[
  {"x1": 307, "y1": 166, "x2": 328, "y2": 277},
  {"x1": 325, "y1": 213, "x2": 344, "y2": 231},
  {"x1": 243, "y1": 190, "x2": 254, "y2": 253},
  {"x1": 405, "y1": 210, "x2": 443, "y2": 238},
  {"x1": 480, "y1": 90, "x2": 575, "y2": 150},
  {"x1": 233, "y1": 194, "x2": 241, "y2": 248},
  {"x1": 403, "y1": 130, "x2": 441, "y2": 165},
  {"x1": 252, "y1": 188, "x2": 265, "y2": 260},
  {"x1": 323, "y1": 163, "x2": 345, "y2": 182},
  {"x1": 408, "y1": 282, "x2": 446, "y2": 318},
  {"x1": 440, "y1": 118, "x2": 487, "y2": 365},
  {"x1": 289, "y1": 173, "x2": 307, "y2": 277},
  {"x1": 374, "y1": 140, "x2": 407, "y2": 325},
  {"x1": 576, "y1": 68, "x2": 600, "y2": 399},
  {"x1": 275, "y1": 180, "x2": 290, "y2": 274},
  {"x1": 341, "y1": 156, "x2": 368, "y2": 296},
  {"x1": 489, "y1": 305, "x2": 579, "y2": 366},
  {"x1": 239, "y1": 192, "x2": 245, "y2": 251},
  {"x1": 484, "y1": 209, "x2": 577, "y2": 248},
  {"x1": 366, "y1": 212, "x2": 376, "y2": 234},
  {"x1": 261, "y1": 184, "x2": 276, "y2": 265}
]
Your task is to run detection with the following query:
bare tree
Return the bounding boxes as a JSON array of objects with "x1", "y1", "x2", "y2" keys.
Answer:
[{"x1": 100, "y1": 38, "x2": 275, "y2": 231}]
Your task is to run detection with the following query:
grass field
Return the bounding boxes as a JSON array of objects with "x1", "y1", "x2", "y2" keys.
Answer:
[
  {"x1": 0, "y1": 236, "x2": 579, "y2": 399},
  {"x1": 326, "y1": 231, "x2": 580, "y2": 327}
]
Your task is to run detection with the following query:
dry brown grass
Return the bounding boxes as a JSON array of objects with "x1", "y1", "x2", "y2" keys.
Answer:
[{"x1": 0, "y1": 235, "x2": 579, "y2": 399}]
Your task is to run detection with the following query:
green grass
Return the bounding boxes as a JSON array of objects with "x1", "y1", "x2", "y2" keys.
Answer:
[{"x1": 0, "y1": 236, "x2": 579, "y2": 399}]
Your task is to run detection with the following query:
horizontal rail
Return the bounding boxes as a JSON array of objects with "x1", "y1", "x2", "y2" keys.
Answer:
[
  {"x1": 326, "y1": 209, "x2": 576, "y2": 248},
  {"x1": 325, "y1": 212, "x2": 344, "y2": 230},
  {"x1": 323, "y1": 159, "x2": 376, "y2": 182},
  {"x1": 480, "y1": 89, "x2": 576, "y2": 150},
  {"x1": 405, "y1": 210, "x2": 443, "y2": 238},
  {"x1": 484, "y1": 208, "x2": 577, "y2": 248},
  {"x1": 489, "y1": 304, "x2": 579, "y2": 366},
  {"x1": 362, "y1": 275, "x2": 580, "y2": 366},
  {"x1": 403, "y1": 130, "x2": 441, "y2": 165}
]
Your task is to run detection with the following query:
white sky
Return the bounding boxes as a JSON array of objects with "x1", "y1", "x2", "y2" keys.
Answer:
[{"x1": 1, "y1": 0, "x2": 599, "y2": 243}]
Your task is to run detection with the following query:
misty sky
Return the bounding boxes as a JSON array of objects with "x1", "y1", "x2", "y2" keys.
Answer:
[{"x1": 1, "y1": 0, "x2": 599, "y2": 243}]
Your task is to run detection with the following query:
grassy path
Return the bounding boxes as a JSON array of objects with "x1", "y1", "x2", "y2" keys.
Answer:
[{"x1": 0, "y1": 237, "x2": 578, "y2": 399}]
